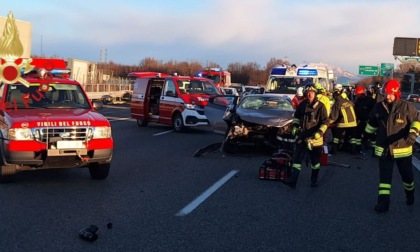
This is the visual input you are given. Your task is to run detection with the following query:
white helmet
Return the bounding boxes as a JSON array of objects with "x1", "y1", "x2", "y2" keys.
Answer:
[
  {"x1": 296, "y1": 87, "x2": 304, "y2": 96},
  {"x1": 334, "y1": 83, "x2": 343, "y2": 91}
]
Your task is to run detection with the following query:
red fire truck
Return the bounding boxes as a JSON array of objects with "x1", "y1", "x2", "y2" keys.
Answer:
[
  {"x1": 196, "y1": 68, "x2": 231, "y2": 88},
  {"x1": 0, "y1": 59, "x2": 113, "y2": 182}
]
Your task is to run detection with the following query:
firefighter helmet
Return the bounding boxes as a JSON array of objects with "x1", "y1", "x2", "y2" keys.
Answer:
[
  {"x1": 382, "y1": 79, "x2": 401, "y2": 100},
  {"x1": 304, "y1": 83, "x2": 317, "y2": 93},
  {"x1": 355, "y1": 86, "x2": 366, "y2": 96}
]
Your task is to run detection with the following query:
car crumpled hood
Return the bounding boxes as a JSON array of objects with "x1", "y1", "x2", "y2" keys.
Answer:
[{"x1": 235, "y1": 107, "x2": 294, "y2": 127}]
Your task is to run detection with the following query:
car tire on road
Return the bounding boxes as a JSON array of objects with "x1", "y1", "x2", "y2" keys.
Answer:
[
  {"x1": 89, "y1": 163, "x2": 110, "y2": 180},
  {"x1": 0, "y1": 164, "x2": 17, "y2": 183},
  {"x1": 137, "y1": 118, "x2": 148, "y2": 127},
  {"x1": 173, "y1": 113, "x2": 185, "y2": 132}
]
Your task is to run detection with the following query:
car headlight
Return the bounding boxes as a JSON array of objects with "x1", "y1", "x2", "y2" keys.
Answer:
[
  {"x1": 9, "y1": 128, "x2": 34, "y2": 140},
  {"x1": 185, "y1": 103, "x2": 197, "y2": 110},
  {"x1": 92, "y1": 126, "x2": 112, "y2": 139}
]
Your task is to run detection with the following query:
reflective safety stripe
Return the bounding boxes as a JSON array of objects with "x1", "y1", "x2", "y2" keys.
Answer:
[
  {"x1": 379, "y1": 183, "x2": 391, "y2": 189},
  {"x1": 312, "y1": 163, "x2": 320, "y2": 170},
  {"x1": 349, "y1": 138, "x2": 357, "y2": 144},
  {"x1": 411, "y1": 121, "x2": 420, "y2": 132},
  {"x1": 374, "y1": 146, "x2": 385, "y2": 156},
  {"x1": 392, "y1": 146, "x2": 412, "y2": 158},
  {"x1": 365, "y1": 124, "x2": 377, "y2": 134},
  {"x1": 292, "y1": 163, "x2": 302, "y2": 170},
  {"x1": 293, "y1": 118, "x2": 300, "y2": 125},
  {"x1": 403, "y1": 181, "x2": 415, "y2": 191},
  {"x1": 319, "y1": 124, "x2": 328, "y2": 134},
  {"x1": 333, "y1": 138, "x2": 340, "y2": 144},
  {"x1": 379, "y1": 190, "x2": 391, "y2": 195}
]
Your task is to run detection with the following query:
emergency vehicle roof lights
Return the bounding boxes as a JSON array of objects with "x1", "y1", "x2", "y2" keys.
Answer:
[
  {"x1": 270, "y1": 68, "x2": 287, "y2": 75},
  {"x1": 297, "y1": 69, "x2": 318, "y2": 76}
]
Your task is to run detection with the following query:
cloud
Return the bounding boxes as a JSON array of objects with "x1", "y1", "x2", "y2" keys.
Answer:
[{"x1": 5, "y1": 0, "x2": 420, "y2": 73}]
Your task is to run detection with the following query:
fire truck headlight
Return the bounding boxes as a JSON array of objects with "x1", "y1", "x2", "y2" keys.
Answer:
[
  {"x1": 185, "y1": 104, "x2": 197, "y2": 110},
  {"x1": 92, "y1": 126, "x2": 112, "y2": 139},
  {"x1": 9, "y1": 128, "x2": 34, "y2": 140}
]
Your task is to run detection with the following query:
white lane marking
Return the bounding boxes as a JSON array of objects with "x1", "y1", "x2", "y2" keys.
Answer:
[
  {"x1": 412, "y1": 156, "x2": 420, "y2": 172},
  {"x1": 107, "y1": 117, "x2": 134, "y2": 122},
  {"x1": 176, "y1": 169, "x2": 239, "y2": 217},
  {"x1": 153, "y1": 130, "x2": 173, "y2": 136}
]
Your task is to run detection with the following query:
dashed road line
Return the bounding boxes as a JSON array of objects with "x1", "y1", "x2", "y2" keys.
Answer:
[{"x1": 176, "y1": 169, "x2": 239, "y2": 217}]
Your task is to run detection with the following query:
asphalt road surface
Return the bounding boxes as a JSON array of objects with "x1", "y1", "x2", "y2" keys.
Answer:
[{"x1": 0, "y1": 104, "x2": 419, "y2": 252}]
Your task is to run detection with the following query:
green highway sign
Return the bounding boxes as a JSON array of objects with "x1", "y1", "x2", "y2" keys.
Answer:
[
  {"x1": 380, "y1": 63, "x2": 394, "y2": 77},
  {"x1": 402, "y1": 56, "x2": 420, "y2": 62},
  {"x1": 359, "y1": 65, "x2": 379, "y2": 76}
]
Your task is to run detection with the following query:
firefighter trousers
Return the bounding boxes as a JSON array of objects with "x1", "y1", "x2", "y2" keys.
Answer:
[{"x1": 378, "y1": 155, "x2": 415, "y2": 197}]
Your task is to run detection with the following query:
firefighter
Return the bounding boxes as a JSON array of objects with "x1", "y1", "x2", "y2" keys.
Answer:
[
  {"x1": 315, "y1": 82, "x2": 331, "y2": 116},
  {"x1": 365, "y1": 79, "x2": 420, "y2": 212},
  {"x1": 372, "y1": 81, "x2": 384, "y2": 103},
  {"x1": 328, "y1": 85, "x2": 357, "y2": 154},
  {"x1": 291, "y1": 87, "x2": 305, "y2": 109},
  {"x1": 286, "y1": 83, "x2": 329, "y2": 188},
  {"x1": 353, "y1": 85, "x2": 375, "y2": 152}
]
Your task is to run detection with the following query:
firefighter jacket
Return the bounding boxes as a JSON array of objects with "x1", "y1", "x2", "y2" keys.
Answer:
[
  {"x1": 293, "y1": 97, "x2": 329, "y2": 147},
  {"x1": 365, "y1": 100, "x2": 420, "y2": 158},
  {"x1": 329, "y1": 94, "x2": 357, "y2": 128},
  {"x1": 355, "y1": 95, "x2": 375, "y2": 122},
  {"x1": 317, "y1": 93, "x2": 331, "y2": 116}
]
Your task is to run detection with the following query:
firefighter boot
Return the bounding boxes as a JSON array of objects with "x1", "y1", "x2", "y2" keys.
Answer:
[
  {"x1": 350, "y1": 144, "x2": 357, "y2": 155},
  {"x1": 285, "y1": 169, "x2": 300, "y2": 189},
  {"x1": 374, "y1": 195, "x2": 390, "y2": 213},
  {"x1": 406, "y1": 189, "x2": 415, "y2": 206},
  {"x1": 311, "y1": 169, "x2": 320, "y2": 187}
]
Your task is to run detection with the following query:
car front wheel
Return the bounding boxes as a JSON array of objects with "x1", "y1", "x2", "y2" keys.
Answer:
[
  {"x1": 0, "y1": 164, "x2": 17, "y2": 183},
  {"x1": 173, "y1": 113, "x2": 185, "y2": 132}
]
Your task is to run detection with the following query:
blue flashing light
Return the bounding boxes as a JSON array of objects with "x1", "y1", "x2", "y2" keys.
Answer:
[
  {"x1": 297, "y1": 69, "x2": 318, "y2": 76},
  {"x1": 270, "y1": 68, "x2": 287, "y2": 75}
]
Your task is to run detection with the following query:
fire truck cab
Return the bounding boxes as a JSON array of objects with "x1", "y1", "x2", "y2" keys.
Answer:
[
  {"x1": 196, "y1": 68, "x2": 231, "y2": 88},
  {"x1": 0, "y1": 59, "x2": 113, "y2": 182},
  {"x1": 129, "y1": 72, "x2": 221, "y2": 132}
]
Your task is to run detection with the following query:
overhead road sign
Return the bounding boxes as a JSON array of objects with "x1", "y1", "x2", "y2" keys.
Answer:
[
  {"x1": 380, "y1": 63, "x2": 394, "y2": 77},
  {"x1": 393, "y1": 37, "x2": 420, "y2": 56},
  {"x1": 359, "y1": 65, "x2": 379, "y2": 76},
  {"x1": 402, "y1": 56, "x2": 420, "y2": 62}
]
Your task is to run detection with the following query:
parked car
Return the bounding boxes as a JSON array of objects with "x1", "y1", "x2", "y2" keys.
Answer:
[
  {"x1": 407, "y1": 94, "x2": 420, "y2": 102},
  {"x1": 204, "y1": 94, "x2": 295, "y2": 153}
]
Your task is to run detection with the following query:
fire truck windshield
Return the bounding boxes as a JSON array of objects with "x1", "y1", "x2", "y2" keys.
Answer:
[
  {"x1": 178, "y1": 80, "x2": 219, "y2": 95},
  {"x1": 5, "y1": 83, "x2": 91, "y2": 109}
]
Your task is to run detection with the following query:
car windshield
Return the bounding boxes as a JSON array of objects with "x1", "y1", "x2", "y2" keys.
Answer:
[
  {"x1": 5, "y1": 83, "x2": 91, "y2": 109},
  {"x1": 178, "y1": 80, "x2": 220, "y2": 95},
  {"x1": 239, "y1": 96, "x2": 293, "y2": 110}
]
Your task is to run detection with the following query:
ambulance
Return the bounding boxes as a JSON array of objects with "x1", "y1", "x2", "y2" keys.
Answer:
[
  {"x1": 129, "y1": 72, "x2": 221, "y2": 132},
  {"x1": 265, "y1": 64, "x2": 334, "y2": 99}
]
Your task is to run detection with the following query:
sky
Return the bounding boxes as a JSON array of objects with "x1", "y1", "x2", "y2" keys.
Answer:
[{"x1": 1, "y1": 0, "x2": 419, "y2": 74}]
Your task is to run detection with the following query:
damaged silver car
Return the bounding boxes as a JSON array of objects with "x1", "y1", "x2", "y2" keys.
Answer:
[{"x1": 201, "y1": 94, "x2": 296, "y2": 155}]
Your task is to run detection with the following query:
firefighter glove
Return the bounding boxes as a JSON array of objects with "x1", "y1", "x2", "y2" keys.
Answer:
[
  {"x1": 291, "y1": 126, "x2": 299, "y2": 137},
  {"x1": 313, "y1": 130, "x2": 323, "y2": 139},
  {"x1": 406, "y1": 132, "x2": 417, "y2": 146}
]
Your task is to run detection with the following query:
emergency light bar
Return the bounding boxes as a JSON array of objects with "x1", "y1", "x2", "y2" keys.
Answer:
[
  {"x1": 270, "y1": 68, "x2": 287, "y2": 75},
  {"x1": 297, "y1": 69, "x2": 318, "y2": 76}
]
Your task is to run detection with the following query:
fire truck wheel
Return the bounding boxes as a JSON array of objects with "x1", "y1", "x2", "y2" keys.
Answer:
[
  {"x1": 0, "y1": 164, "x2": 17, "y2": 183},
  {"x1": 137, "y1": 118, "x2": 148, "y2": 127},
  {"x1": 89, "y1": 163, "x2": 110, "y2": 180},
  {"x1": 173, "y1": 113, "x2": 185, "y2": 132}
]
